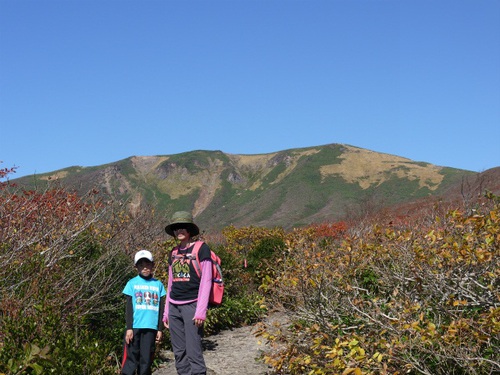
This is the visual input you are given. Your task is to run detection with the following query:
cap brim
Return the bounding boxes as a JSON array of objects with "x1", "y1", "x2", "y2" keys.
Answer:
[{"x1": 134, "y1": 257, "x2": 153, "y2": 265}]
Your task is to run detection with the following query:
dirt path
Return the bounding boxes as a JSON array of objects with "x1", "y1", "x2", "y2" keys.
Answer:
[{"x1": 153, "y1": 313, "x2": 286, "y2": 375}]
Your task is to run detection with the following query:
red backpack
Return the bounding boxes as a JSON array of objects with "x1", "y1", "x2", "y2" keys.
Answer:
[{"x1": 172, "y1": 241, "x2": 224, "y2": 306}]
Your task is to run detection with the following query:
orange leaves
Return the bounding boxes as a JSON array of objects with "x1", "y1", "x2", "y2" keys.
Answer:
[{"x1": 308, "y1": 221, "x2": 348, "y2": 240}]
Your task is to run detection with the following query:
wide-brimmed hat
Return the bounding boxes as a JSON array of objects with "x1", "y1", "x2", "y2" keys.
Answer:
[{"x1": 165, "y1": 211, "x2": 200, "y2": 237}]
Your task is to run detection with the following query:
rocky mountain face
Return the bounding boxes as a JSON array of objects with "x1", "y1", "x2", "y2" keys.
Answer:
[{"x1": 14, "y1": 143, "x2": 497, "y2": 232}]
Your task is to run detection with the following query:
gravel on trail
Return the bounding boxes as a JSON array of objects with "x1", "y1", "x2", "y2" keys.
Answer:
[{"x1": 153, "y1": 313, "x2": 287, "y2": 375}]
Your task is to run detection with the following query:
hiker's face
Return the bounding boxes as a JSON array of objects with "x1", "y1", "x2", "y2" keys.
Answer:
[
  {"x1": 136, "y1": 259, "x2": 153, "y2": 277},
  {"x1": 174, "y1": 227, "x2": 190, "y2": 241}
]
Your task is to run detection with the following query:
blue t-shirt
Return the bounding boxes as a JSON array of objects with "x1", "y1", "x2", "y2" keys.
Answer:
[{"x1": 123, "y1": 275, "x2": 166, "y2": 329}]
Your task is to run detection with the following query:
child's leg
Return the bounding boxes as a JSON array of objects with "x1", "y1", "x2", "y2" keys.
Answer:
[
  {"x1": 169, "y1": 303, "x2": 191, "y2": 375},
  {"x1": 137, "y1": 329, "x2": 156, "y2": 375},
  {"x1": 121, "y1": 329, "x2": 140, "y2": 375}
]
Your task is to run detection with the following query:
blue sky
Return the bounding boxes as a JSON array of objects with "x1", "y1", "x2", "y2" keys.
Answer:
[{"x1": 1, "y1": 0, "x2": 499, "y2": 179}]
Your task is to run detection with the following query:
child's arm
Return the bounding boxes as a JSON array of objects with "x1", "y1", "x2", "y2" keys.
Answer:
[
  {"x1": 125, "y1": 295, "x2": 134, "y2": 344},
  {"x1": 155, "y1": 295, "x2": 166, "y2": 343}
]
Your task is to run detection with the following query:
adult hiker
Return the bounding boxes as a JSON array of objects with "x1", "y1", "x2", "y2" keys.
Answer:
[{"x1": 163, "y1": 211, "x2": 212, "y2": 375}]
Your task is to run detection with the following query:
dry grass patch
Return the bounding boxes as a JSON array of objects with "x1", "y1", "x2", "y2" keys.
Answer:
[
  {"x1": 320, "y1": 145, "x2": 444, "y2": 190},
  {"x1": 228, "y1": 153, "x2": 278, "y2": 168},
  {"x1": 39, "y1": 170, "x2": 70, "y2": 180},
  {"x1": 131, "y1": 156, "x2": 169, "y2": 175}
]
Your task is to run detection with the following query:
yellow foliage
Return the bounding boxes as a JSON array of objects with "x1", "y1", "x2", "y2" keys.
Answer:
[{"x1": 257, "y1": 196, "x2": 500, "y2": 374}]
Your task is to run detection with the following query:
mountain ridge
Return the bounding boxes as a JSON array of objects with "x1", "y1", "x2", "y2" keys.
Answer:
[{"x1": 12, "y1": 143, "x2": 497, "y2": 232}]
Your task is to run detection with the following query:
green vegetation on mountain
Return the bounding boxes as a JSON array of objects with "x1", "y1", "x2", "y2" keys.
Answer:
[{"x1": 12, "y1": 143, "x2": 480, "y2": 231}]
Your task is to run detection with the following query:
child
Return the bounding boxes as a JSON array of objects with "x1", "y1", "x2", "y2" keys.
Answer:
[
  {"x1": 122, "y1": 249, "x2": 166, "y2": 375},
  {"x1": 163, "y1": 211, "x2": 212, "y2": 375}
]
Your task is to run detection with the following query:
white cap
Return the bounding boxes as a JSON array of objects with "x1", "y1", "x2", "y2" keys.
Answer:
[{"x1": 134, "y1": 250, "x2": 153, "y2": 265}]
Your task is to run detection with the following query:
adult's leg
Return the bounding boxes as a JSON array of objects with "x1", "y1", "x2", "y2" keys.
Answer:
[
  {"x1": 179, "y1": 303, "x2": 206, "y2": 375},
  {"x1": 169, "y1": 303, "x2": 191, "y2": 375}
]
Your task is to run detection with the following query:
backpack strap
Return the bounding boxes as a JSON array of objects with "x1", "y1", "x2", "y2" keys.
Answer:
[
  {"x1": 190, "y1": 241, "x2": 205, "y2": 278},
  {"x1": 170, "y1": 247, "x2": 178, "y2": 264}
]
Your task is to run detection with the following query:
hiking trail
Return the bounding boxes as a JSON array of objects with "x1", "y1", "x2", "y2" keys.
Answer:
[{"x1": 153, "y1": 312, "x2": 288, "y2": 375}]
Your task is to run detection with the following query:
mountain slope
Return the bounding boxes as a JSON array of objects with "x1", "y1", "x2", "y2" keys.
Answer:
[{"x1": 13, "y1": 143, "x2": 482, "y2": 231}]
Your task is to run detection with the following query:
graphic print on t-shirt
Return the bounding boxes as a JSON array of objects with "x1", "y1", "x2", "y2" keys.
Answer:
[
  {"x1": 135, "y1": 291, "x2": 143, "y2": 304},
  {"x1": 172, "y1": 254, "x2": 192, "y2": 282}
]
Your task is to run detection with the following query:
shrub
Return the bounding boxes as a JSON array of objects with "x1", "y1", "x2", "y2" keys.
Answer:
[
  {"x1": 259, "y1": 194, "x2": 499, "y2": 374},
  {"x1": 0, "y1": 182, "x2": 150, "y2": 374},
  {"x1": 204, "y1": 294, "x2": 266, "y2": 335}
]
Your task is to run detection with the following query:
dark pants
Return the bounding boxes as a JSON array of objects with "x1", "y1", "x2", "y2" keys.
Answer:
[
  {"x1": 121, "y1": 329, "x2": 156, "y2": 375},
  {"x1": 169, "y1": 302, "x2": 206, "y2": 375}
]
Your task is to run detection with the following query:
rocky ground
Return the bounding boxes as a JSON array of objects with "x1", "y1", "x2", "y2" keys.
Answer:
[{"x1": 153, "y1": 313, "x2": 288, "y2": 375}]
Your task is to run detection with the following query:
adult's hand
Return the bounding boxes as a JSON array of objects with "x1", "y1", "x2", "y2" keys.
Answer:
[{"x1": 193, "y1": 318, "x2": 204, "y2": 327}]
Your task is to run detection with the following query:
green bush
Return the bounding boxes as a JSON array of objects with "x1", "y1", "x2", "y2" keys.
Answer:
[
  {"x1": 204, "y1": 294, "x2": 266, "y2": 335},
  {"x1": 0, "y1": 301, "x2": 127, "y2": 374},
  {"x1": 248, "y1": 236, "x2": 285, "y2": 268}
]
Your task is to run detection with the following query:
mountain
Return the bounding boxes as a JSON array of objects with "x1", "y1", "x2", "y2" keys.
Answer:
[{"x1": 12, "y1": 143, "x2": 495, "y2": 232}]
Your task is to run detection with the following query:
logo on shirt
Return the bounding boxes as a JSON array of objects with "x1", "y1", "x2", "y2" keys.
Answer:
[{"x1": 172, "y1": 254, "x2": 193, "y2": 281}]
